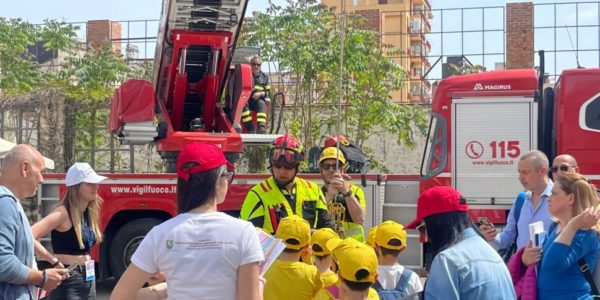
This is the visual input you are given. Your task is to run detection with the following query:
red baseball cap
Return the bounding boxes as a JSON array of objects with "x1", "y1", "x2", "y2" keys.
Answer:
[
  {"x1": 405, "y1": 186, "x2": 469, "y2": 229},
  {"x1": 176, "y1": 142, "x2": 234, "y2": 181}
]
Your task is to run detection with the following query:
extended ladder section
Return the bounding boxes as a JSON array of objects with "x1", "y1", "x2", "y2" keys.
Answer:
[{"x1": 167, "y1": 0, "x2": 246, "y2": 33}]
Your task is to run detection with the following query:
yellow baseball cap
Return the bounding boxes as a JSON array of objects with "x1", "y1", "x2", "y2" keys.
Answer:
[
  {"x1": 311, "y1": 228, "x2": 339, "y2": 256},
  {"x1": 366, "y1": 225, "x2": 379, "y2": 248},
  {"x1": 276, "y1": 215, "x2": 311, "y2": 250},
  {"x1": 375, "y1": 220, "x2": 407, "y2": 251},
  {"x1": 318, "y1": 147, "x2": 347, "y2": 165},
  {"x1": 326, "y1": 238, "x2": 378, "y2": 283}
]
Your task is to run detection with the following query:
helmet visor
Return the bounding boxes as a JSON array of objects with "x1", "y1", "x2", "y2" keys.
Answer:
[{"x1": 269, "y1": 148, "x2": 303, "y2": 165}]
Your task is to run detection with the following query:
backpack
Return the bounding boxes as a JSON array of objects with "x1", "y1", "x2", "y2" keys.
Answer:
[
  {"x1": 308, "y1": 135, "x2": 370, "y2": 174},
  {"x1": 325, "y1": 136, "x2": 369, "y2": 174},
  {"x1": 497, "y1": 191, "x2": 527, "y2": 262},
  {"x1": 372, "y1": 268, "x2": 414, "y2": 300}
]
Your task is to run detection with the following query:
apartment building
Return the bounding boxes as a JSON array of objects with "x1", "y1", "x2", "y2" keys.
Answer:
[{"x1": 321, "y1": 0, "x2": 433, "y2": 104}]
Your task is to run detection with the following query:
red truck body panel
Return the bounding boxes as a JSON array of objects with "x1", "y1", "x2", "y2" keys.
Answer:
[{"x1": 422, "y1": 68, "x2": 600, "y2": 225}]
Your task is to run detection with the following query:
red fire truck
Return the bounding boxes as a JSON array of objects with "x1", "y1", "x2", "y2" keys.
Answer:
[
  {"x1": 420, "y1": 52, "x2": 600, "y2": 223},
  {"x1": 38, "y1": 173, "x2": 402, "y2": 279},
  {"x1": 36, "y1": 0, "x2": 600, "y2": 280},
  {"x1": 36, "y1": 0, "x2": 419, "y2": 280}
]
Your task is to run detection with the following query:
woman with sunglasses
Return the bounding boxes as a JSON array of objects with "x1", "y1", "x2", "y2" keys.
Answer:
[
  {"x1": 111, "y1": 142, "x2": 265, "y2": 300},
  {"x1": 240, "y1": 134, "x2": 333, "y2": 235},
  {"x1": 406, "y1": 186, "x2": 515, "y2": 300},
  {"x1": 520, "y1": 172, "x2": 600, "y2": 299}
]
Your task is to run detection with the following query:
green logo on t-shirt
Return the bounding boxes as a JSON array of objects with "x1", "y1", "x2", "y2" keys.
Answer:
[{"x1": 166, "y1": 240, "x2": 173, "y2": 250}]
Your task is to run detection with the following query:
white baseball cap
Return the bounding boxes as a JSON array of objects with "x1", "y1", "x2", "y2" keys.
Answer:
[{"x1": 65, "y1": 163, "x2": 107, "y2": 187}]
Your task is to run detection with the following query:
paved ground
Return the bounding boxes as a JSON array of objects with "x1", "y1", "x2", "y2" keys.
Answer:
[
  {"x1": 96, "y1": 279, "x2": 116, "y2": 300},
  {"x1": 95, "y1": 276, "x2": 429, "y2": 298}
]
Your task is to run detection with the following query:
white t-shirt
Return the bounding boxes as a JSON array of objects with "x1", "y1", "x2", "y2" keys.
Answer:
[
  {"x1": 131, "y1": 212, "x2": 265, "y2": 300},
  {"x1": 377, "y1": 264, "x2": 423, "y2": 296}
]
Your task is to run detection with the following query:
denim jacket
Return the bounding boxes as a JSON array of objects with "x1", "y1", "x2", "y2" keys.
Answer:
[
  {"x1": 425, "y1": 228, "x2": 516, "y2": 300},
  {"x1": 0, "y1": 186, "x2": 36, "y2": 300}
]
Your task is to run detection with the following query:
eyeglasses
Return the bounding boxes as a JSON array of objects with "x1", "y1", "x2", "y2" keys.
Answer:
[
  {"x1": 251, "y1": 63, "x2": 261, "y2": 67},
  {"x1": 220, "y1": 170, "x2": 234, "y2": 184},
  {"x1": 272, "y1": 162, "x2": 297, "y2": 170},
  {"x1": 320, "y1": 162, "x2": 340, "y2": 171},
  {"x1": 551, "y1": 165, "x2": 574, "y2": 173}
]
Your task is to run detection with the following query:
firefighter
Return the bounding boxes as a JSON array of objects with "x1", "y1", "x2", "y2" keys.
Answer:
[
  {"x1": 240, "y1": 134, "x2": 333, "y2": 234},
  {"x1": 241, "y1": 56, "x2": 270, "y2": 134},
  {"x1": 319, "y1": 147, "x2": 366, "y2": 242}
]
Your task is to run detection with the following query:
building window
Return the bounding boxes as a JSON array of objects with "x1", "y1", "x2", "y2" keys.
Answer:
[
  {"x1": 410, "y1": 20, "x2": 421, "y2": 33},
  {"x1": 379, "y1": 0, "x2": 387, "y2": 4}
]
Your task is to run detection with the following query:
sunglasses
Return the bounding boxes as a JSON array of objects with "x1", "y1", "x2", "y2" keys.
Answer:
[
  {"x1": 416, "y1": 222, "x2": 428, "y2": 243},
  {"x1": 272, "y1": 163, "x2": 297, "y2": 170},
  {"x1": 220, "y1": 170, "x2": 235, "y2": 184},
  {"x1": 251, "y1": 63, "x2": 261, "y2": 66},
  {"x1": 551, "y1": 165, "x2": 573, "y2": 173},
  {"x1": 320, "y1": 162, "x2": 340, "y2": 171}
]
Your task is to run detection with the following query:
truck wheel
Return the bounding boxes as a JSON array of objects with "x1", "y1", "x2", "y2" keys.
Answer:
[{"x1": 109, "y1": 218, "x2": 162, "y2": 280}]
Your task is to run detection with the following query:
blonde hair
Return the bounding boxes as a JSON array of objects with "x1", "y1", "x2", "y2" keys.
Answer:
[
  {"x1": 555, "y1": 173, "x2": 599, "y2": 230},
  {"x1": 62, "y1": 184, "x2": 103, "y2": 249}
]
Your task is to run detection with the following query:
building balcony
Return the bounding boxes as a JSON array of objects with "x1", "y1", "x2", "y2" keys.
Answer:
[
  {"x1": 423, "y1": 18, "x2": 431, "y2": 33},
  {"x1": 423, "y1": 39, "x2": 431, "y2": 52},
  {"x1": 410, "y1": 55, "x2": 423, "y2": 64},
  {"x1": 413, "y1": 2, "x2": 433, "y2": 19},
  {"x1": 423, "y1": 58, "x2": 431, "y2": 68}
]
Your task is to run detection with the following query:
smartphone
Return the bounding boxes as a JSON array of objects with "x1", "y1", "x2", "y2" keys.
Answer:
[
  {"x1": 478, "y1": 217, "x2": 494, "y2": 228},
  {"x1": 67, "y1": 264, "x2": 79, "y2": 272}
]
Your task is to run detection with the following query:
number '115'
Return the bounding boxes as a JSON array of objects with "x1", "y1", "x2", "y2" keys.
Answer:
[{"x1": 489, "y1": 141, "x2": 520, "y2": 158}]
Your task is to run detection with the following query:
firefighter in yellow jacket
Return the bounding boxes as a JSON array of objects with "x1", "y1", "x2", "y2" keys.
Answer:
[
  {"x1": 319, "y1": 147, "x2": 366, "y2": 242},
  {"x1": 241, "y1": 134, "x2": 333, "y2": 234},
  {"x1": 241, "y1": 56, "x2": 269, "y2": 134}
]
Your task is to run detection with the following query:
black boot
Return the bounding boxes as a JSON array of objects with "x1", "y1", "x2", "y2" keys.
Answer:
[
  {"x1": 257, "y1": 123, "x2": 266, "y2": 134},
  {"x1": 244, "y1": 122, "x2": 255, "y2": 133}
]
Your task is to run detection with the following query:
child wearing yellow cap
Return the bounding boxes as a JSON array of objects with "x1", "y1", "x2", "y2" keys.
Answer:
[
  {"x1": 326, "y1": 238, "x2": 381, "y2": 300},
  {"x1": 372, "y1": 220, "x2": 422, "y2": 299},
  {"x1": 366, "y1": 226, "x2": 379, "y2": 248},
  {"x1": 312, "y1": 228, "x2": 340, "y2": 300},
  {"x1": 264, "y1": 216, "x2": 323, "y2": 300}
]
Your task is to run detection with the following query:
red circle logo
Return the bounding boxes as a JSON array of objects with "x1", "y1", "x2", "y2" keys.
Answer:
[{"x1": 465, "y1": 141, "x2": 484, "y2": 159}]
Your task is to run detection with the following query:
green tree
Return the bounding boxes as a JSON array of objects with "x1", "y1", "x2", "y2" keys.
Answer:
[
  {"x1": 241, "y1": 0, "x2": 428, "y2": 165},
  {"x1": 0, "y1": 19, "x2": 140, "y2": 170},
  {"x1": 448, "y1": 58, "x2": 486, "y2": 75},
  {"x1": 0, "y1": 18, "x2": 77, "y2": 95},
  {"x1": 51, "y1": 45, "x2": 141, "y2": 169}
]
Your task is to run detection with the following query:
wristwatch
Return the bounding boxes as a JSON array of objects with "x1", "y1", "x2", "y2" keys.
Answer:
[{"x1": 342, "y1": 190, "x2": 352, "y2": 198}]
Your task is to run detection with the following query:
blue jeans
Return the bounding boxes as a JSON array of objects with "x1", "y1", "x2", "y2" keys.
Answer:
[{"x1": 48, "y1": 265, "x2": 96, "y2": 300}]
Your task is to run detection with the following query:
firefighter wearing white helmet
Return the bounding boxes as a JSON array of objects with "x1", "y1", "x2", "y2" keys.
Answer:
[
  {"x1": 240, "y1": 134, "x2": 333, "y2": 234},
  {"x1": 319, "y1": 147, "x2": 366, "y2": 242}
]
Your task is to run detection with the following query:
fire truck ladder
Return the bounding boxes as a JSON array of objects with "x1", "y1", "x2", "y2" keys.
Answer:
[{"x1": 171, "y1": 0, "x2": 244, "y2": 32}]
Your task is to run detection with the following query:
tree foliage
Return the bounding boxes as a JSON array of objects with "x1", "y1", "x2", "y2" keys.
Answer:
[
  {"x1": 0, "y1": 19, "x2": 141, "y2": 170},
  {"x1": 0, "y1": 18, "x2": 77, "y2": 95},
  {"x1": 448, "y1": 59, "x2": 486, "y2": 75},
  {"x1": 241, "y1": 0, "x2": 428, "y2": 157}
]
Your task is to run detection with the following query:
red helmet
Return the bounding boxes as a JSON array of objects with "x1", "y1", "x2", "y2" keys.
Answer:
[{"x1": 270, "y1": 134, "x2": 304, "y2": 165}]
